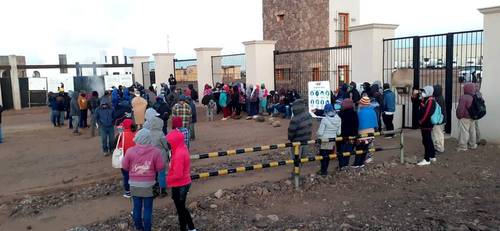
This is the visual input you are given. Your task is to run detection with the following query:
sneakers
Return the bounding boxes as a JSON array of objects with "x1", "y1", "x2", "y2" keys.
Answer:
[
  {"x1": 417, "y1": 159, "x2": 431, "y2": 166},
  {"x1": 430, "y1": 158, "x2": 437, "y2": 162},
  {"x1": 221, "y1": 117, "x2": 228, "y2": 121},
  {"x1": 123, "y1": 191, "x2": 131, "y2": 198},
  {"x1": 365, "y1": 157, "x2": 373, "y2": 164},
  {"x1": 352, "y1": 165, "x2": 365, "y2": 169}
]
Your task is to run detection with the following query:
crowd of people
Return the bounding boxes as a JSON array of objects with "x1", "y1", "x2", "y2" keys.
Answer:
[{"x1": 32, "y1": 77, "x2": 482, "y2": 230}]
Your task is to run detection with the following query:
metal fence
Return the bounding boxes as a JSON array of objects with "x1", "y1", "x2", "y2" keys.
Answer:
[
  {"x1": 141, "y1": 61, "x2": 155, "y2": 87},
  {"x1": 274, "y1": 46, "x2": 352, "y2": 98},
  {"x1": 211, "y1": 54, "x2": 246, "y2": 86},
  {"x1": 383, "y1": 29, "x2": 483, "y2": 132}
]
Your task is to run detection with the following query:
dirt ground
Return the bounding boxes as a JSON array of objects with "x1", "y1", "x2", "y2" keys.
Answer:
[{"x1": 0, "y1": 107, "x2": 498, "y2": 231}]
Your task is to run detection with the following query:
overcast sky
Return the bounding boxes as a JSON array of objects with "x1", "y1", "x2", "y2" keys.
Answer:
[{"x1": 1, "y1": 0, "x2": 498, "y2": 64}]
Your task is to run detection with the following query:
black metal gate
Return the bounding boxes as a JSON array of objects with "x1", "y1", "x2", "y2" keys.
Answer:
[
  {"x1": 274, "y1": 46, "x2": 352, "y2": 99},
  {"x1": 211, "y1": 54, "x2": 246, "y2": 85},
  {"x1": 173, "y1": 58, "x2": 198, "y2": 91},
  {"x1": 0, "y1": 77, "x2": 13, "y2": 110},
  {"x1": 18, "y1": 78, "x2": 29, "y2": 108},
  {"x1": 383, "y1": 30, "x2": 483, "y2": 133}
]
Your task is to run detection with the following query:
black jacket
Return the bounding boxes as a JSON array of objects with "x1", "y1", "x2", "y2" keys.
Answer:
[
  {"x1": 287, "y1": 99, "x2": 312, "y2": 142},
  {"x1": 339, "y1": 109, "x2": 359, "y2": 137},
  {"x1": 0, "y1": 105, "x2": 3, "y2": 124},
  {"x1": 412, "y1": 96, "x2": 436, "y2": 130},
  {"x1": 153, "y1": 101, "x2": 170, "y2": 123}
]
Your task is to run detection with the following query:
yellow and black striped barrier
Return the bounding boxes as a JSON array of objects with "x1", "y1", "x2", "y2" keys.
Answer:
[
  {"x1": 191, "y1": 131, "x2": 401, "y2": 160},
  {"x1": 190, "y1": 147, "x2": 387, "y2": 180}
]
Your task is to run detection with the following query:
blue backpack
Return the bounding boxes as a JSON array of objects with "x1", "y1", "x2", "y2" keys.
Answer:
[{"x1": 431, "y1": 101, "x2": 444, "y2": 125}]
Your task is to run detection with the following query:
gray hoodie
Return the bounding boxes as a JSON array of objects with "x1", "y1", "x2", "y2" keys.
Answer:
[
  {"x1": 143, "y1": 108, "x2": 169, "y2": 165},
  {"x1": 69, "y1": 92, "x2": 80, "y2": 117},
  {"x1": 317, "y1": 113, "x2": 342, "y2": 140}
]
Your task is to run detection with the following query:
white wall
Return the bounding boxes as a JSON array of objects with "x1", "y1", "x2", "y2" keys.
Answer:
[
  {"x1": 478, "y1": 6, "x2": 500, "y2": 144},
  {"x1": 329, "y1": 0, "x2": 361, "y2": 47},
  {"x1": 130, "y1": 56, "x2": 150, "y2": 86},
  {"x1": 195, "y1": 48, "x2": 222, "y2": 101},
  {"x1": 153, "y1": 53, "x2": 175, "y2": 85},
  {"x1": 243, "y1": 41, "x2": 276, "y2": 91}
]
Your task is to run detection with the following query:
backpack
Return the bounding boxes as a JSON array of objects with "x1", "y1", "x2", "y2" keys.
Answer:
[
  {"x1": 469, "y1": 95, "x2": 486, "y2": 120},
  {"x1": 431, "y1": 101, "x2": 444, "y2": 125}
]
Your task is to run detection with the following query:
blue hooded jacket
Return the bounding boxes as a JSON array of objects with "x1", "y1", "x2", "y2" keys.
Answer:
[
  {"x1": 383, "y1": 89, "x2": 396, "y2": 113},
  {"x1": 358, "y1": 106, "x2": 378, "y2": 131}
]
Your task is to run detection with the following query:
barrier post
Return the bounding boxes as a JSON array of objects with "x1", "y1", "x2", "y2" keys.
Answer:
[
  {"x1": 293, "y1": 145, "x2": 300, "y2": 189},
  {"x1": 400, "y1": 130, "x2": 405, "y2": 164}
]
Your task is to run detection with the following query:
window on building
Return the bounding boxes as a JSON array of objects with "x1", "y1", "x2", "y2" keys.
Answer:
[
  {"x1": 276, "y1": 14, "x2": 284, "y2": 22},
  {"x1": 338, "y1": 65, "x2": 350, "y2": 85},
  {"x1": 275, "y1": 68, "x2": 291, "y2": 81},
  {"x1": 312, "y1": 68, "x2": 320, "y2": 81},
  {"x1": 337, "y1": 13, "x2": 349, "y2": 46},
  {"x1": 112, "y1": 56, "x2": 119, "y2": 64}
]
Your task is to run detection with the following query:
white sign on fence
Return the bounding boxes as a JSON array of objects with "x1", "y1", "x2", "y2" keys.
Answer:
[
  {"x1": 307, "y1": 81, "x2": 331, "y2": 118},
  {"x1": 104, "y1": 75, "x2": 133, "y2": 90},
  {"x1": 28, "y1": 77, "x2": 47, "y2": 91},
  {"x1": 47, "y1": 76, "x2": 74, "y2": 92}
]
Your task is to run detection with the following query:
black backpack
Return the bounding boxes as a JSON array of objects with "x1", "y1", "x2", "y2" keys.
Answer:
[{"x1": 468, "y1": 95, "x2": 486, "y2": 120}]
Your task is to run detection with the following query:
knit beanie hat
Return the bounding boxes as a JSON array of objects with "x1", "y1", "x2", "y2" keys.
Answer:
[
  {"x1": 359, "y1": 96, "x2": 371, "y2": 106},
  {"x1": 172, "y1": 116, "x2": 183, "y2": 129}
]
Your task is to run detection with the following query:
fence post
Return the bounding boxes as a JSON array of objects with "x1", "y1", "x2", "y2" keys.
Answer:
[
  {"x1": 400, "y1": 130, "x2": 405, "y2": 164},
  {"x1": 293, "y1": 145, "x2": 300, "y2": 190}
]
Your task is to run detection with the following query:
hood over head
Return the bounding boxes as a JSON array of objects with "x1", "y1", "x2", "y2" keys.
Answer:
[
  {"x1": 463, "y1": 83, "x2": 475, "y2": 95},
  {"x1": 133, "y1": 128, "x2": 153, "y2": 145},
  {"x1": 422, "y1": 86, "x2": 434, "y2": 97},
  {"x1": 340, "y1": 84, "x2": 349, "y2": 92},
  {"x1": 121, "y1": 119, "x2": 134, "y2": 131},
  {"x1": 145, "y1": 108, "x2": 160, "y2": 121},
  {"x1": 166, "y1": 129, "x2": 187, "y2": 152},
  {"x1": 292, "y1": 99, "x2": 307, "y2": 114}
]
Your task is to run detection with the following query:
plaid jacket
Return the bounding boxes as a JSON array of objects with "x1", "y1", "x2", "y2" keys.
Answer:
[
  {"x1": 177, "y1": 128, "x2": 190, "y2": 148},
  {"x1": 172, "y1": 103, "x2": 192, "y2": 128}
]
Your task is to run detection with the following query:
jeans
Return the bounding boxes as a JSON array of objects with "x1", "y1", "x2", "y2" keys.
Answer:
[
  {"x1": 189, "y1": 123, "x2": 195, "y2": 140},
  {"x1": 458, "y1": 118, "x2": 477, "y2": 150},
  {"x1": 273, "y1": 104, "x2": 291, "y2": 118},
  {"x1": 337, "y1": 142, "x2": 353, "y2": 169},
  {"x1": 71, "y1": 116, "x2": 80, "y2": 133},
  {"x1": 90, "y1": 113, "x2": 97, "y2": 137},
  {"x1": 0, "y1": 125, "x2": 3, "y2": 143},
  {"x1": 158, "y1": 168, "x2": 166, "y2": 189},
  {"x1": 99, "y1": 126, "x2": 115, "y2": 153},
  {"x1": 319, "y1": 149, "x2": 332, "y2": 174},
  {"x1": 51, "y1": 110, "x2": 61, "y2": 126},
  {"x1": 58, "y1": 111, "x2": 65, "y2": 125},
  {"x1": 431, "y1": 124, "x2": 445, "y2": 152},
  {"x1": 79, "y1": 109, "x2": 88, "y2": 128},
  {"x1": 421, "y1": 129, "x2": 436, "y2": 161},
  {"x1": 171, "y1": 184, "x2": 195, "y2": 231},
  {"x1": 121, "y1": 169, "x2": 130, "y2": 192},
  {"x1": 382, "y1": 113, "x2": 394, "y2": 136},
  {"x1": 132, "y1": 196, "x2": 154, "y2": 231}
]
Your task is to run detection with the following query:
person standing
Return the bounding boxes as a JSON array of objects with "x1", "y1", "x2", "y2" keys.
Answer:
[
  {"x1": 168, "y1": 74, "x2": 177, "y2": 89},
  {"x1": 219, "y1": 85, "x2": 231, "y2": 120},
  {"x1": 187, "y1": 96, "x2": 197, "y2": 140},
  {"x1": 188, "y1": 84, "x2": 198, "y2": 103},
  {"x1": 412, "y1": 86, "x2": 437, "y2": 166},
  {"x1": 153, "y1": 96, "x2": 171, "y2": 135},
  {"x1": 0, "y1": 104, "x2": 3, "y2": 143},
  {"x1": 337, "y1": 99, "x2": 359, "y2": 170},
  {"x1": 287, "y1": 99, "x2": 313, "y2": 159},
  {"x1": 88, "y1": 91, "x2": 100, "y2": 137},
  {"x1": 382, "y1": 83, "x2": 396, "y2": 138},
  {"x1": 131, "y1": 91, "x2": 148, "y2": 129},
  {"x1": 172, "y1": 116, "x2": 190, "y2": 148},
  {"x1": 95, "y1": 102, "x2": 115, "y2": 156},
  {"x1": 144, "y1": 108, "x2": 170, "y2": 197},
  {"x1": 172, "y1": 95, "x2": 192, "y2": 129},
  {"x1": 122, "y1": 129, "x2": 164, "y2": 231},
  {"x1": 166, "y1": 128, "x2": 196, "y2": 231},
  {"x1": 259, "y1": 83, "x2": 269, "y2": 115},
  {"x1": 231, "y1": 85, "x2": 241, "y2": 117},
  {"x1": 316, "y1": 104, "x2": 341, "y2": 175},
  {"x1": 432, "y1": 84, "x2": 446, "y2": 153},
  {"x1": 356, "y1": 97, "x2": 378, "y2": 167},
  {"x1": 70, "y1": 91, "x2": 81, "y2": 135},
  {"x1": 49, "y1": 93, "x2": 61, "y2": 127},
  {"x1": 456, "y1": 83, "x2": 477, "y2": 151},
  {"x1": 249, "y1": 85, "x2": 260, "y2": 118},
  {"x1": 56, "y1": 93, "x2": 66, "y2": 126},
  {"x1": 78, "y1": 92, "x2": 89, "y2": 128},
  {"x1": 116, "y1": 118, "x2": 136, "y2": 198}
]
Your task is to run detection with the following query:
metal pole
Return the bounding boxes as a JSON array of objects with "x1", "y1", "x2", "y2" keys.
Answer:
[
  {"x1": 400, "y1": 130, "x2": 405, "y2": 164},
  {"x1": 294, "y1": 145, "x2": 300, "y2": 190}
]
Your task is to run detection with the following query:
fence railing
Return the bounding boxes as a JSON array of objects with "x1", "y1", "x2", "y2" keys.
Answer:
[
  {"x1": 190, "y1": 130, "x2": 404, "y2": 189},
  {"x1": 211, "y1": 53, "x2": 246, "y2": 86}
]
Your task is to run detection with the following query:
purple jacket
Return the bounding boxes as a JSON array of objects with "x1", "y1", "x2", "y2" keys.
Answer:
[{"x1": 456, "y1": 83, "x2": 475, "y2": 119}]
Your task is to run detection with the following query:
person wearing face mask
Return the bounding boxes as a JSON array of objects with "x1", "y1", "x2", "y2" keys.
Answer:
[{"x1": 411, "y1": 86, "x2": 437, "y2": 166}]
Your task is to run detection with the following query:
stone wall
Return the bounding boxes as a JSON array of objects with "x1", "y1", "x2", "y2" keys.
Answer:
[{"x1": 263, "y1": 0, "x2": 329, "y2": 52}]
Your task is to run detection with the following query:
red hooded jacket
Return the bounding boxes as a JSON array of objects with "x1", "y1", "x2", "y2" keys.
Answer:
[
  {"x1": 456, "y1": 83, "x2": 475, "y2": 119},
  {"x1": 166, "y1": 129, "x2": 192, "y2": 187},
  {"x1": 118, "y1": 119, "x2": 136, "y2": 155}
]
